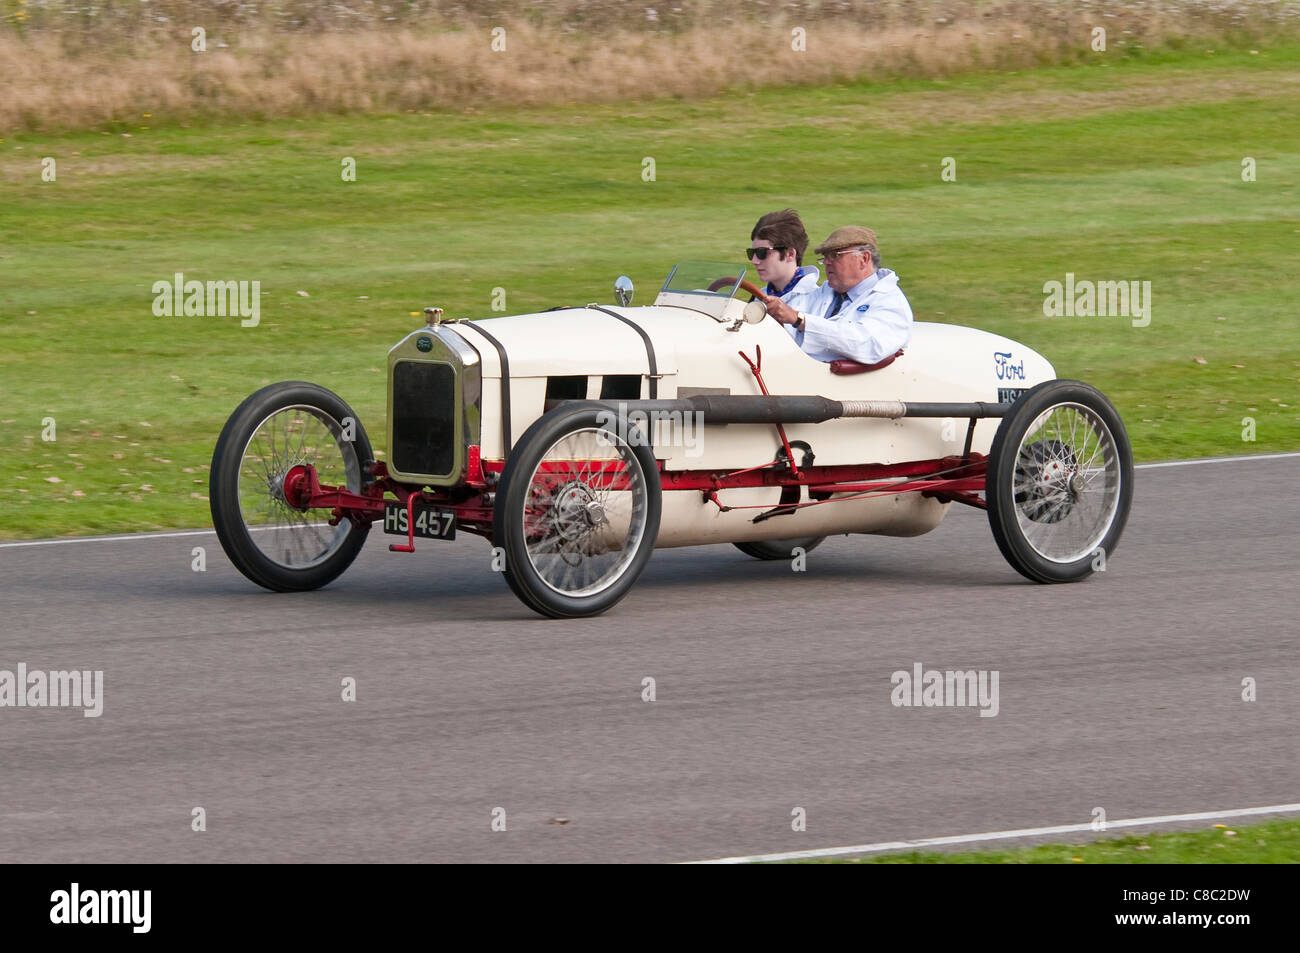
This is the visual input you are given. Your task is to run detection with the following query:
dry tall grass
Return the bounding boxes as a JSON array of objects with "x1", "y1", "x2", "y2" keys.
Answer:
[{"x1": 2, "y1": 1, "x2": 1297, "y2": 132}]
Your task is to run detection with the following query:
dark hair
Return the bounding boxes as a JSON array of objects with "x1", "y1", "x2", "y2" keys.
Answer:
[{"x1": 751, "y1": 209, "x2": 809, "y2": 266}]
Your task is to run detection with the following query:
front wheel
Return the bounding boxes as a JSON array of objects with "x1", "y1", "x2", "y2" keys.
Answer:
[
  {"x1": 210, "y1": 381, "x2": 373, "y2": 592},
  {"x1": 494, "y1": 404, "x2": 661, "y2": 618},
  {"x1": 986, "y1": 379, "x2": 1133, "y2": 583}
]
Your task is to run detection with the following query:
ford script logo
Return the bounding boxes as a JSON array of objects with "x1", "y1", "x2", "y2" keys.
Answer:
[
  {"x1": 994, "y1": 351, "x2": 1025, "y2": 381},
  {"x1": 416, "y1": 336, "x2": 433, "y2": 352}
]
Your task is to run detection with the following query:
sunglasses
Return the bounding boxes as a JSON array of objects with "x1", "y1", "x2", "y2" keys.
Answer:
[
  {"x1": 817, "y1": 246, "x2": 867, "y2": 265},
  {"x1": 746, "y1": 246, "x2": 787, "y2": 261}
]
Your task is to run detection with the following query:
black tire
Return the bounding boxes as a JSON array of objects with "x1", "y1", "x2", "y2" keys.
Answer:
[
  {"x1": 210, "y1": 381, "x2": 373, "y2": 592},
  {"x1": 494, "y1": 403, "x2": 661, "y2": 618},
  {"x1": 986, "y1": 379, "x2": 1133, "y2": 583},
  {"x1": 733, "y1": 537, "x2": 826, "y2": 560}
]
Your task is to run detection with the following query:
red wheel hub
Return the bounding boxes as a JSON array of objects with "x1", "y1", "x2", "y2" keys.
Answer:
[{"x1": 281, "y1": 464, "x2": 311, "y2": 509}]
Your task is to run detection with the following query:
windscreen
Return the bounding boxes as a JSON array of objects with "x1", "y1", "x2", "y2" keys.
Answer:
[{"x1": 660, "y1": 261, "x2": 749, "y2": 297}]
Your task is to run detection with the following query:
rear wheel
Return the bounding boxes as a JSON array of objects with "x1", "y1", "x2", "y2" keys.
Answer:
[
  {"x1": 494, "y1": 404, "x2": 660, "y2": 618},
  {"x1": 210, "y1": 381, "x2": 372, "y2": 591},
  {"x1": 986, "y1": 380, "x2": 1133, "y2": 583},
  {"x1": 733, "y1": 537, "x2": 826, "y2": 560}
]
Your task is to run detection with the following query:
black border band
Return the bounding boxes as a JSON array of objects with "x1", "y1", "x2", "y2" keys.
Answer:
[
  {"x1": 586, "y1": 305, "x2": 659, "y2": 399},
  {"x1": 451, "y1": 319, "x2": 512, "y2": 455}
]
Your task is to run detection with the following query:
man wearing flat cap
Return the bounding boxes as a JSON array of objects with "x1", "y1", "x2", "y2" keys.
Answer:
[{"x1": 764, "y1": 226, "x2": 913, "y2": 365}]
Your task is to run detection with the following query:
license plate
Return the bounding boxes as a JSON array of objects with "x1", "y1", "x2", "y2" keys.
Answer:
[
  {"x1": 382, "y1": 502, "x2": 456, "y2": 540},
  {"x1": 998, "y1": 387, "x2": 1028, "y2": 404}
]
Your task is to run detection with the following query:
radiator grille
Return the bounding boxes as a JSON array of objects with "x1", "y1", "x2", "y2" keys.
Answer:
[{"x1": 392, "y1": 360, "x2": 455, "y2": 476}]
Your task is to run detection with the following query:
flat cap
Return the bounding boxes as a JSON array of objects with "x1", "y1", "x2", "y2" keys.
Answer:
[{"x1": 814, "y1": 225, "x2": 878, "y2": 256}]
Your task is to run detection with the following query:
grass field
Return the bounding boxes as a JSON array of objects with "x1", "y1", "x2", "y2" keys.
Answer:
[
  {"x1": 819, "y1": 815, "x2": 1300, "y2": 863},
  {"x1": 2, "y1": 46, "x2": 1298, "y2": 538},
  {"x1": 9, "y1": 0, "x2": 1293, "y2": 132}
]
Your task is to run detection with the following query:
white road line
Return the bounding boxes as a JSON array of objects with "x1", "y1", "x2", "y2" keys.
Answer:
[
  {"x1": 1136, "y1": 451, "x2": 1300, "y2": 470},
  {"x1": 0, "y1": 525, "x2": 328, "y2": 549},
  {"x1": 1, "y1": 451, "x2": 1295, "y2": 549},
  {"x1": 0, "y1": 528, "x2": 218, "y2": 548},
  {"x1": 690, "y1": 802, "x2": 1300, "y2": 864}
]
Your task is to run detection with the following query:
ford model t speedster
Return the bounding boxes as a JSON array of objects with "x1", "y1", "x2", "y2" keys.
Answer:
[{"x1": 209, "y1": 263, "x2": 1134, "y2": 617}]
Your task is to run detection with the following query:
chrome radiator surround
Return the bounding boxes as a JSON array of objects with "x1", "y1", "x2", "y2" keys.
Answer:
[{"x1": 385, "y1": 326, "x2": 482, "y2": 486}]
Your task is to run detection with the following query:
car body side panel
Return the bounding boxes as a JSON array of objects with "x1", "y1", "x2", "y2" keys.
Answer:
[
  {"x1": 654, "y1": 485, "x2": 949, "y2": 548},
  {"x1": 654, "y1": 315, "x2": 1054, "y2": 469},
  {"x1": 453, "y1": 310, "x2": 677, "y2": 458},
  {"x1": 452, "y1": 306, "x2": 1054, "y2": 467},
  {"x1": 425, "y1": 305, "x2": 1053, "y2": 542}
]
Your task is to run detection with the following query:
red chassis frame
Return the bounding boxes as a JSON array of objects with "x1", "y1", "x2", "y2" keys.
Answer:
[{"x1": 281, "y1": 447, "x2": 990, "y2": 554}]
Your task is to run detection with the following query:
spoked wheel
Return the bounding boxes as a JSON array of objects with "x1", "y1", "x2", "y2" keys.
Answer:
[
  {"x1": 733, "y1": 537, "x2": 826, "y2": 560},
  {"x1": 986, "y1": 380, "x2": 1133, "y2": 583},
  {"x1": 210, "y1": 381, "x2": 373, "y2": 591},
  {"x1": 1014, "y1": 440, "x2": 1077, "y2": 524},
  {"x1": 494, "y1": 404, "x2": 660, "y2": 618}
]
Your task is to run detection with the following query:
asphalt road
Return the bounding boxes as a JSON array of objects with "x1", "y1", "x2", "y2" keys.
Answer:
[{"x1": 1, "y1": 454, "x2": 1297, "y2": 863}]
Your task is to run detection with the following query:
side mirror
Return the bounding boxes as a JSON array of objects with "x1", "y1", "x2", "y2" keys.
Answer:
[
  {"x1": 614, "y1": 275, "x2": 634, "y2": 307},
  {"x1": 743, "y1": 299, "x2": 767, "y2": 324}
]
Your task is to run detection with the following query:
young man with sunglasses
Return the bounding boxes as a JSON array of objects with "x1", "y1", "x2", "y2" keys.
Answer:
[
  {"x1": 763, "y1": 225, "x2": 913, "y2": 365},
  {"x1": 748, "y1": 209, "x2": 820, "y2": 302}
]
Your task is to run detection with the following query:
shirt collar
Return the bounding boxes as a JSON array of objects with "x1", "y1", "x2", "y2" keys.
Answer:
[
  {"x1": 845, "y1": 269, "x2": 887, "y2": 302},
  {"x1": 768, "y1": 265, "x2": 813, "y2": 298}
]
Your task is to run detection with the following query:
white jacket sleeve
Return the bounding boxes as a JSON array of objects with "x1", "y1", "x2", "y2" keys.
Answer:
[{"x1": 799, "y1": 287, "x2": 913, "y2": 364}]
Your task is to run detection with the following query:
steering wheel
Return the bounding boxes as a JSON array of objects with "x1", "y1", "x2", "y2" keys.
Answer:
[{"x1": 706, "y1": 276, "x2": 771, "y2": 304}]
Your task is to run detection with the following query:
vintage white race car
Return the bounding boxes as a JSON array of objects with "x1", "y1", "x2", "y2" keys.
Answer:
[{"x1": 210, "y1": 262, "x2": 1134, "y2": 617}]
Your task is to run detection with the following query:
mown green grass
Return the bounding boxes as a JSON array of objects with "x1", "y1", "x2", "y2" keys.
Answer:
[
  {"x1": 815, "y1": 816, "x2": 1300, "y2": 863},
  {"x1": 2, "y1": 47, "x2": 1298, "y2": 537}
]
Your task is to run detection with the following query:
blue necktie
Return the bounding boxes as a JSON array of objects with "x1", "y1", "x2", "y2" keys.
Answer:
[{"x1": 825, "y1": 292, "x2": 846, "y2": 319}]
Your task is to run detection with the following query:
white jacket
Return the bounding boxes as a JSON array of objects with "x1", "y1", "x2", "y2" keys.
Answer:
[{"x1": 783, "y1": 268, "x2": 914, "y2": 364}]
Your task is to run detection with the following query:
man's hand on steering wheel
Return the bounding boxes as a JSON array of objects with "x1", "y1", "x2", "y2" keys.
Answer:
[
  {"x1": 703, "y1": 275, "x2": 796, "y2": 326},
  {"x1": 764, "y1": 296, "x2": 801, "y2": 326}
]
